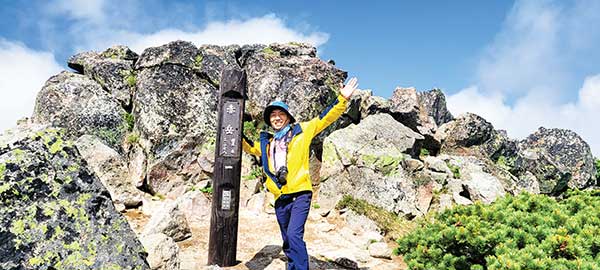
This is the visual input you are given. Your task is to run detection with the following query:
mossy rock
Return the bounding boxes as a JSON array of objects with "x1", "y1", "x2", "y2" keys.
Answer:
[{"x1": 0, "y1": 127, "x2": 149, "y2": 269}]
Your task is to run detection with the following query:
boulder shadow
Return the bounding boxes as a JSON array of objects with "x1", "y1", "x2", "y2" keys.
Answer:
[{"x1": 244, "y1": 245, "x2": 368, "y2": 270}]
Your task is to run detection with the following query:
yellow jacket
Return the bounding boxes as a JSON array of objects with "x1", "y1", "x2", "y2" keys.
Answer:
[{"x1": 242, "y1": 95, "x2": 348, "y2": 200}]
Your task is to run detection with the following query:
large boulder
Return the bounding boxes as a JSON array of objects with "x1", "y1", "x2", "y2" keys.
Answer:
[
  {"x1": 389, "y1": 87, "x2": 452, "y2": 154},
  {"x1": 67, "y1": 45, "x2": 138, "y2": 107},
  {"x1": 242, "y1": 43, "x2": 346, "y2": 125},
  {"x1": 417, "y1": 88, "x2": 454, "y2": 126},
  {"x1": 0, "y1": 125, "x2": 148, "y2": 269},
  {"x1": 389, "y1": 87, "x2": 422, "y2": 131},
  {"x1": 140, "y1": 233, "x2": 180, "y2": 270},
  {"x1": 512, "y1": 127, "x2": 596, "y2": 193},
  {"x1": 436, "y1": 113, "x2": 494, "y2": 152},
  {"x1": 319, "y1": 114, "x2": 425, "y2": 217},
  {"x1": 74, "y1": 135, "x2": 144, "y2": 209},
  {"x1": 133, "y1": 41, "x2": 218, "y2": 195},
  {"x1": 32, "y1": 71, "x2": 129, "y2": 149}
]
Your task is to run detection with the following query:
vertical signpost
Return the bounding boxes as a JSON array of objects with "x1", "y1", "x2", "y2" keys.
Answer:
[{"x1": 208, "y1": 68, "x2": 246, "y2": 266}]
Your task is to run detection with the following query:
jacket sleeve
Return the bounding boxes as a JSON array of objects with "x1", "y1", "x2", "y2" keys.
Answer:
[
  {"x1": 242, "y1": 136, "x2": 261, "y2": 157},
  {"x1": 305, "y1": 95, "x2": 348, "y2": 137}
]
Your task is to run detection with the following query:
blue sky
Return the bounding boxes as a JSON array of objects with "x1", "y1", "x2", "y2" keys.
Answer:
[{"x1": 1, "y1": 0, "x2": 599, "y2": 156}]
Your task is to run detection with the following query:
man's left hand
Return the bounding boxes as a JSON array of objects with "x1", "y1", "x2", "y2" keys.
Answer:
[{"x1": 340, "y1": 77, "x2": 358, "y2": 100}]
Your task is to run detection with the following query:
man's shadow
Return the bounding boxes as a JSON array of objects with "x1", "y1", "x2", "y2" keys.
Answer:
[{"x1": 244, "y1": 245, "x2": 368, "y2": 270}]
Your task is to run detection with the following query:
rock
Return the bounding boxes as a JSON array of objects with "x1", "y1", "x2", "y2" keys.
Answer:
[
  {"x1": 363, "y1": 231, "x2": 384, "y2": 243},
  {"x1": 242, "y1": 43, "x2": 346, "y2": 129},
  {"x1": 347, "y1": 89, "x2": 391, "y2": 122},
  {"x1": 128, "y1": 144, "x2": 147, "y2": 188},
  {"x1": 135, "y1": 40, "x2": 200, "y2": 69},
  {"x1": 402, "y1": 158, "x2": 424, "y2": 173},
  {"x1": 514, "y1": 127, "x2": 596, "y2": 191},
  {"x1": 389, "y1": 87, "x2": 422, "y2": 130},
  {"x1": 334, "y1": 257, "x2": 359, "y2": 269},
  {"x1": 447, "y1": 179, "x2": 474, "y2": 205},
  {"x1": 75, "y1": 135, "x2": 143, "y2": 208},
  {"x1": 319, "y1": 114, "x2": 425, "y2": 217},
  {"x1": 245, "y1": 192, "x2": 267, "y2": 215},
  {"x1": 135, "y1": 41, "x2": 217, "y2": 195},
  {"x1": 461, "y1": 161, "x2": 507, "y2": 204},
  {"x1": 174, "y1": 190, "x2": 211, "y2": 226},
  {"x1": 196, "y1": 44, "x2": 240, "y2": 84},
  {"x1": 389, "y1": 87, "x2": 447, "y2": 154},
  {"x1": 140, "y1": 233, "x2": 180, "y2": 270},
  {"x1": 368, "y1": 242, "x2": 392, "y2": 259},
  {"x1": 32, "y1": 71, "x2": 128, "y2": 149},
  {"x1": 343, "y1": 209, "x2": 380, "y2": 234},
  {"x1": 0, "y1": 126, "x2": 149, "y2": 269},
  {"x1": 143, "y1": 202, "x2": 192, "y2": 242},
  {"x1": 417, "y1": 88, "x2": 454, "y2": 126},
  {"x1": 68, "y1": 45, "x2": 138, "y2": 107},
  {"x1": 436, "y1": 113, "x2": 494, "y2": 153},
  {"x1": 423, "y1": 156, "x2": 452, "y2": 175},
  {"x1": 480, "y1": 129, "x2": 519, "y2": 160}
]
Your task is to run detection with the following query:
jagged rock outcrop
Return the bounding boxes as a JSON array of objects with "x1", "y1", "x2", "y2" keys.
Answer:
[
  {"x1": 18, "y1": 40, "x2": 600, "y2": 269},
  {"x1": 32, "y1": 71, "x2": 129, "y2": 150},
  {"x1": 388, "y1": 87, "x2": 453, "y2": 154},
  {"x1": 436, "y1": 112, "x2": 495, "y2": 152},
  {"x1": 34, "y1": 41, "x2": 348, "y2": 197},
  {"x1": 418, "y1": 89, "x2": 454, "y2": 126},
  {"x1": 68, "y1": 45, "x2": 138, "y2": 107},
  {"x1": 133, "y1": 41, "x2": 218, "y2": 195},
  {"x1": 0, "y1": 125, "x2": 148, "y2": 269},
  {"x1": 318, "y1": 114, "x2": 426, "y2": 217},
  {"x1": 511, "y1": 127, "x2": 596, "y2": 193}
]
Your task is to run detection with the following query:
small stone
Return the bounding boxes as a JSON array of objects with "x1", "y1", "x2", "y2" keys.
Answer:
[{"x1": 368, "y1": 242, "x2": 392, "y2": 259}]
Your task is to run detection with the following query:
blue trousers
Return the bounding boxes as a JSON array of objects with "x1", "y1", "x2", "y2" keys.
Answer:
[{"x1": 274, "y1": 191, "x2": 312, "y2": 270}]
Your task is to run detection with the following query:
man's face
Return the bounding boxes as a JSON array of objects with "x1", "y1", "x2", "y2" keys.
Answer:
[{"x1": 270, "y1": 109, "x2": 289, "y2": 130}]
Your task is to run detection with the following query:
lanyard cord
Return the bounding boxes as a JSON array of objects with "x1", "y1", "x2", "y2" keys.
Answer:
[{"x1": 272, "y1": 125, "x2": 294, "y2": 171}]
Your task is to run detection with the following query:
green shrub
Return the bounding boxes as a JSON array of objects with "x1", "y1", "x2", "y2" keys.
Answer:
[
  {"x1": 126, "y1": 132, "x2": 139, "y2": 144},
  {"x1": 123, "y1": 112, "x2": 135, "y2": 131},
  {"x1": 447, "y1": 163, "x2": 461, "y2": 179},
  {"x1": 396, "y1": 191, "x2": 600, "y2": 270},
  {"x1": 242, "y1": 167, "x2": 262, "y2": 181},
  {"x1": 243, "y1": 121, "x2": 264, "y2": 143},
  {"x1": 496, "y1": 155, "x2": 516, "y2": 171},
  {"x1": 200, "y1": 186, "x2": 213, "y2": 194},
  {"x1": 595, "y1": 158, "x2": 600, "y2": 181},
  {"x1": 420, "y1": 148, "x2": 430, "y2": 157}
]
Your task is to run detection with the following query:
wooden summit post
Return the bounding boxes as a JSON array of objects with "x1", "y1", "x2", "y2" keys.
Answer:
[{"x1": 208, "y1": 68, "x2": 247, "y2": 266}]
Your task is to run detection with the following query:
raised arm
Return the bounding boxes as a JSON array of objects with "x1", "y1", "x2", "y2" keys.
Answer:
[
  {"x1": 241, "y1": 134, "x2": 261, "y2": 156},
  {"x1": 306, "y1": 77, "x2": 358, "y2": 136}
]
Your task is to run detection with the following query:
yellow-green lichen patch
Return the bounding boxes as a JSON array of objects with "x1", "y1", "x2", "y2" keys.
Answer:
[
  {"x1": 28, "y1": 256, "x2": 44, "y2": 266},
  {"x1": 194, "y1": 54, "x2": 203, "y2": 69},
  {"x1": 361, "y1": 154, "x2": 404, "y2": 176},
  {"x1": 261, "y1": 47, "x2": 280, "y2": 57},
  {"x1": 0, "y1": 182, "x2": 11, "y2": 195},
  {"x1": 0, "y1": 162, "x2": 6, "y2": 178}
]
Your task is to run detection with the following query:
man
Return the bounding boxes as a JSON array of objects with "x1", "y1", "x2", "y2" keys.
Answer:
[{"x1": 242, "y1": 77, "x2": 358, "y2": 270}]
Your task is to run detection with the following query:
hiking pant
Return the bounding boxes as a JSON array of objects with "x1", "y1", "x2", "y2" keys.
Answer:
[{"x1": 274, "y1": 191, "x2": 312, "y2": 270}]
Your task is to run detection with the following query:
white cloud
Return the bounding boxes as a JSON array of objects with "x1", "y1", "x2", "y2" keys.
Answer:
[
  {"x1": 449, "y1": 0, "x2": 600, "y2": 156},
  {"x1": 52, "y1": 0, "x2": 106, "y2": 23},
  {"x1": 72, "y1": 14, "x2": 329, "y2": 54},
  {"x1": 0, "y1": 40, "x2": 63, "y2": 132},
  {"x1": 448, "y1": 75, "x2": 600, "y2": 157}
]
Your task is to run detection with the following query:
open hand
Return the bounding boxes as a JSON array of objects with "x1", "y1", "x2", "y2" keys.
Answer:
[{"x1": 340, "y1": 77, "x2": 358, "y2": 100}]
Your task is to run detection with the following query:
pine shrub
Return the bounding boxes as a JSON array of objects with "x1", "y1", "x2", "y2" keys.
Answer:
[{"x1": 396, "y1": 191, "x2": 600, "y2": 270}]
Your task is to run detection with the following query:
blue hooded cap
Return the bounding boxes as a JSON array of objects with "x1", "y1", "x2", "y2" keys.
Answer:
[{"x1": 263, "y1": 100, "x2": 296, "y2": 127}]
